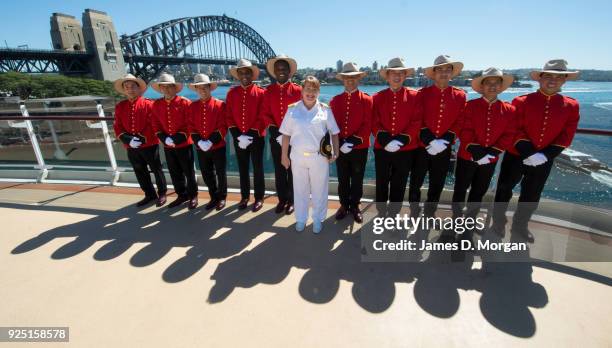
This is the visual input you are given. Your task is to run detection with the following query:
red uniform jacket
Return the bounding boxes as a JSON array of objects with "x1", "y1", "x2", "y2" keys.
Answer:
[
  {"x1": 226, "y1": 83, "x2": 266, "y2": 138},
  {"x1": 330, "y1": 89, "x2": 373, "y2": 149},
  {"x1": 261, "y1": 82, "x2": 302, "y2": 139},
  {"x1": 510, "y1": 90, "x2": 580, "y2": 160},
  {"x1": 458, "y1": 98, "x2": 516, "y2": 163},
  {"x1": 113, "y1": 96, "x2": 157, "y2": 149},
  {"x1": 188, "y1": 97, "x2": 227, "y2": 151},
  {"x1": 418, "y1": 85, "x2": 467, "y2": 146},
  {"x1": 152, "y1": 96, "x2": 193, "y2": 149},
  {"x1": 372, "y1": 87, "x2": 422, "y2": 151}
]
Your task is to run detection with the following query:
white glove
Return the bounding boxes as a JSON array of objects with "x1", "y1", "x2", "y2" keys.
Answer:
[
  {"x1": 164, "y1": 137, "x2": 175, "y2": 147},
  {"x1": 198, "y1": 140, "x2": 213, "y2": 152},
  {"x1": 237, "y1": 135, "x2": 253, "y2": 149},
  {"x1": 384, "y1": 140, "x2": 403, "y2": 152},
  {"x1": 275, "y1": 135, "x2": 283, "y2": 145},
  {"x1": 237, "y1": 134, "x2": 253, "y2": 143},
  {"x1": 476, "y1": 154, "x2": 495, "y2": 165},
  {"x1": 340, "y1": 142, "x2": 354, "y2": 154},
  {"x1": 426, "y1": 140, "x2": 444, "y2": 155},
  {"x1": 129, "y1": 137, "x2": 142, "y2": 149},
  {"x1": 523, "y1": 152, "x2": 547, "y2": 167}
]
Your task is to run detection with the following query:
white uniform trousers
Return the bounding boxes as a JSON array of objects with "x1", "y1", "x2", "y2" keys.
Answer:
[{"x1": 291, "y1": 151, "x2": 329, "y2": 223}]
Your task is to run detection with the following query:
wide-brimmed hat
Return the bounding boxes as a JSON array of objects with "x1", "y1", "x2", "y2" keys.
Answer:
[
  {"x1": 114, "y1": 73, "x2": 147, "y2": 95},
  {"x1": 151, "y1": 73, "x2": 183, "y2": 93},
  {"x1": 230, "y1": 59, "x2": 260, "y2": 81},
  {"x1": 188, "y1": 73, "x2": 218, "y2": 91},
  {"x1": 266, "y1": 55, "x2": 297, "y2": 80},
  {"x1": 379, "y1": 57, "x2": 415, "y2": 79},
  {"x1": 336, "y1": 62, "x2": 367, "y2": 80},
  {"x1": 530, "y1": 59, "x2": 579, "y2": 81},
  {"x1": 471, "y1": 67, "x2": 514, "y2": 94},
  {"x1": 424, "y1": 55, "x2": 464, "y2": 79}
]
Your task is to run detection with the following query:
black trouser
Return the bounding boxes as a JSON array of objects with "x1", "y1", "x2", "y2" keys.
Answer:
[
  {"x1": 164, "y1": 145, "x2": 198, "y2": 198},
  {"x1": 196, "y1": 146, "x2": 227, "y2": 201},
  {"x1": 336, "y1": 148, "x2": 368, "y2": 209},
  {"x1": 127, "y1": 145, "x2": 167, "y2": 198},
  {"x1": 493, "y1": 153, "x2": 554, "y2": 229},
  {"x1": 451, "y1": 158, "x2": 496, "y2": 218},
  {"x1": 234, "y1": 135, "x2": 265, "y2": 200},
  {"x1": 374, "y1": 149, "x2": 414, "y2": 203},
  {"x1": 408, "y1": 146, "x2": 452, "y2": 216},
  {"x1": 269, "y1": 138, "x2": 293, "y2": 205}
]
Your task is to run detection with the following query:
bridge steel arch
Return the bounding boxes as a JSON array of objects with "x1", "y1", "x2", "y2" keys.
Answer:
[{"x1": 120, "y1": 15, "x2": 276, "y2": 82}]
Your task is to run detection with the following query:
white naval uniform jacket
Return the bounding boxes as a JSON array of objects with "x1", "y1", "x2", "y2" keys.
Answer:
[{"x1": 279, "y1": 100, "x2": 340, "y2": 155}]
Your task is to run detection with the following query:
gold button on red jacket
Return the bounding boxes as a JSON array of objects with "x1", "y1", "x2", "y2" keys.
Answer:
[
  {"x1": 510, "y1": 90, "x2": 580, "y2": 160},
  {"x1": 152, "y1": 96, "x2": 193, "y2": 149},
  {"x1": 226, "y1": 83, "x2": 266, "y2": 138},
  {"x1": 330, "y1": 89, "x2": 373, "y2": 150},
  {"x1": 418, "y1": 85, "x2": 467, "y2": 146},
  {"x1": 188, "y1": 97, "x2": 227, "y2": 151},
  {"x1": 458, "y1": 98, "x2": 517, "y2": 163},
  {"x1": 113, "y1": 96, "x2": 157, "y2": 149},
  {"x1": 261, "y1": 82, "x2": 302, "y2": 138},
  {"x1": 372, "y1": 87, "x2": 422, "y2": 151}
]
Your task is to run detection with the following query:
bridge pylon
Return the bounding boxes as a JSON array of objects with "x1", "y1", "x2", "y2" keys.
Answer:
[{"x1": 81, "y1": 9, "x2": 125, "y2": 81}]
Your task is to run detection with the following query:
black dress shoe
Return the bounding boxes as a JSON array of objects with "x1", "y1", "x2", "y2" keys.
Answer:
[
  {"x1": 238, "y1": 198, "x2": 249, "y2": 210},
  {"x1": 205, "y1": 199, "x2": 218, "y2": 210},
  {"x1": 275, "y1": 201, "x2": 286, "y2": 214},
  {"x1": 252, "y1": 200, "x2": 264, "y2": 212},
  {"x1": 168, "y1": 195, "x2": 188, "y2": 208},
  {"x1": 216, "y1": 199, "x2": 226, "y2": 211},
  {"x1": 285, "y1": 203, "x2": 294, "y2": 215},
  {"x1": 188, "y1": 196, "x2": 198, "y2": 210},
  {"x1": 512, "y1": 227, "x2": 535, "y2": 243},
  {"x1": 136, "y1": 196, "x2": 156, "y2": 207},
  {"x1": 335, "y1": 206, "x2": 348, "y2": 220},
  {"x1": 156, "y1": 194, "x2": 167, "y2": 207},
  {"x1": 351, "y1": 207, "x2": 363, "y2": 224}
]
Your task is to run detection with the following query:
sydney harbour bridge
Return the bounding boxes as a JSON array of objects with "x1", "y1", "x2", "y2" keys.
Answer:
[{"x1": 0, "y1": 9, "x2": 277, "y2": 82}]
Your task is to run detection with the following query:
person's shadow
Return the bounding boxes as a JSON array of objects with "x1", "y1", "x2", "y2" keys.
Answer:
[{"x1": 10, "y1": 200, "x2": 269, "y2": 276}]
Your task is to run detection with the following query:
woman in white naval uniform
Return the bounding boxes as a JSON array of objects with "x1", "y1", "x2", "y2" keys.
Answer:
[{"x1": 280, "y1": 76, "x2": 340, "y2": 233}]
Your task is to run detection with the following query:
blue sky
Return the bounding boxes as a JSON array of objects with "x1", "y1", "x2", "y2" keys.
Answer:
[{"x1": 2, "y1": 0, "x2": 611, "y2": 70}]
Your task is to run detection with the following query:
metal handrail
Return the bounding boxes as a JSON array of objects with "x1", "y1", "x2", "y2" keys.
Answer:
[{"x1": 0, "y1": 115, "x2": 611, "y2": 136}]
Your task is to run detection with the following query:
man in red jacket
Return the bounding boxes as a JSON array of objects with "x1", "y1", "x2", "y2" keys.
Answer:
[
  {"x1": 452, "y1": 68, "x2": 516, "y2": 243},
  {"x1": 226, "y1": 59, "x2": 266, "y2": 212},
  {"x1": 330, "y1": 62, "x2": 372, "y2": 223},
  {"x1": 113, "y1": 74, "x2": 167, "y2": 207},
  {"x1": 493, "y1": 60, "x2": 580, "y2": 242},
  {"x1": 409, "y1": 55, "x2": 466, "y2": 219},
  {"x1": 373, "y1": 58, "x2": 422, "y2": 213},
  {"x1": 188, "y1": 74, "x2": 227, "y2": 211},
  {"x1": 262, "y1": 55, "x2": 301, "y2": 214},
  {"x1": 151, "y1": 73, "x2": 198, "y2": 209}
]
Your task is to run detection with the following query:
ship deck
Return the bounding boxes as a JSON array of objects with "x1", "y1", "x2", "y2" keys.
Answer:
[{"x1": 1, "y1": 182, "x2": 611, "y2": 347}]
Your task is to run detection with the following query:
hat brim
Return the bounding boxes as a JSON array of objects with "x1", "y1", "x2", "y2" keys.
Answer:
[
  {"x1": 530, "y1": 70, "x2": 579, "y2": 81},
  {"x1": 114, "y1": 77, "x2": 147, "y2": 95},
  {"x1": 335, "y1": 71, "x2": 367, "y2": 81},
  {"x1": 424, "y1": 62, "x2": 464, "y2": 79},
  {"x1": 230, "y1": 65, "x2": 261, "y2": 81},
  {"x1": 266, "y1": 57, "x2": 297, "y2": 80},
  {"x1": 151, "y1": 82, "x2": 184, "y2": 94},
  {"x1": 187, "y1": 82, "x2": 218, "y2": 91},
  {"x1": 471, "y1": 74, "x2": 514, "y2": 94},
  {"x1": 379, "y1": 67, "x2": 415, "y2": 80}
]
